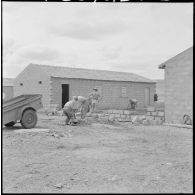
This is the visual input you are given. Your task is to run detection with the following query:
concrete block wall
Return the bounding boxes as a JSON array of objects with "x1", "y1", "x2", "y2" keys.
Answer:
[
  {"x1": 14, "y1": 65, "x2": 51, "y2": 109},
  {"x1": 155, "y1": 79, "x2": 165, "y2": 101},
  {"x1": 13, "y1": 64, "x2": 155, "y2": 111},
  {"x1": 50, "y1": 77, "x2": 96, "y2": 109},
  {"x1": 3, "y1": 86, "x2": 14, "y2": 101},
  {"x1": 164, "y1": 47, "x2": 193, "y2": 124},
  {"x1": 50, "y1": 77, "x2": 155, "y2": 110}
]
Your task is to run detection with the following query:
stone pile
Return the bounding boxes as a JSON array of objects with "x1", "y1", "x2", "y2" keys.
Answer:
[{"x1": 44, "y1": 109, "x2": 64, "y2": 116}]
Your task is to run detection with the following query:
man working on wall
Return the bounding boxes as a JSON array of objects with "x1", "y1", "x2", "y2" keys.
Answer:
[
  {"x1": 63, "y1": 96, "x2": 79, "y2": 125},
  {"x1": 88, "y1": 88, "x2": 102, "y2": 113}
]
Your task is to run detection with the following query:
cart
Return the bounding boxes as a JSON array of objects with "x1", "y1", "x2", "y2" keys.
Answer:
[{"x1": 3, "y1": 94, "x2": 43, "y2": 129}]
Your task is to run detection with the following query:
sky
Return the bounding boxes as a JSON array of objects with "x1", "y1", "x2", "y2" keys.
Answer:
[{"x1": 2, "y1": 2, "x2": 193, "y2": 80}]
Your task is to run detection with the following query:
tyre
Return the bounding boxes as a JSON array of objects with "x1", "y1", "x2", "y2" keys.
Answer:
[
  {"x1": 4, "y1": 121, "x2": 16, "y2": 127},
  {"x1": 21, "y1": 109, "x2": 37, "y2": 129}
]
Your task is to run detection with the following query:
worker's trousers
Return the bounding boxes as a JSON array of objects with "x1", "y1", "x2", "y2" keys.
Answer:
[{"x1": 63, "y1": 106, "x2": 75, "y2": 125}]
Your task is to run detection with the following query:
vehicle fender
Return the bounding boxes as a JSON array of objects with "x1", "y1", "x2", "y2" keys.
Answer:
[{"x1": 16, "y1": 106, "x2": 36, "y2": 121}]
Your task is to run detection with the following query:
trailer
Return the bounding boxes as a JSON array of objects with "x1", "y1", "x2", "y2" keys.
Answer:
[{"x1": 3, "y1": 94, "x2": 43, "y2": 129}]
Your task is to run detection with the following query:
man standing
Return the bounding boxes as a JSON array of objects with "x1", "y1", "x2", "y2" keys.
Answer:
[
  {"x1": 88, "y1": 88, "x2": 102, "y2": 113},
  {"x1": 63, "y1": 96, "x2": 79, "y2": 125}
]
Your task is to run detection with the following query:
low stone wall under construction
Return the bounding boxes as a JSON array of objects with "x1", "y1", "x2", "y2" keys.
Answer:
[
  {"x1": 44, "y1": 107, "x2": 165, "y2": 126},
  {"x1": 102, "y1": 109, "x2": 147, "y2": 122},
  {"x1": 97, "y1": 108, "x2": 165, "y2": 125}
]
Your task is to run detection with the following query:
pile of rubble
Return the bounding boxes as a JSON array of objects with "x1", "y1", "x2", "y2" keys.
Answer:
[
  {"x1": 131, "y1": 115, "x2": 163, "y2": 125},
  {"x1": 44, "y1": 109, "x2": 65, "y2": 116}
]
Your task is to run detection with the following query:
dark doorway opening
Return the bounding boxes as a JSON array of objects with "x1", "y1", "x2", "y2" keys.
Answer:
[{"x1": 61, "y1": 84, "x2": 69, "y2": 108}]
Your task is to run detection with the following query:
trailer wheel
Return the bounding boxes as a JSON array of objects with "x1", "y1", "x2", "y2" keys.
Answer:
[
  {"x1": 21, "y1": 109, "x2": 37, "y2": 129},
  {"x1": 5, "y1": 121, "x2": 16, "y2": 127}
]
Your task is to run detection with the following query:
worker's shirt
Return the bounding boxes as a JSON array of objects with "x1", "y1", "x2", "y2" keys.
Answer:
[
  {"x1": 77, "y1": 96, "x2": 88, "y2": 110},
  {"x1": 64, "y1": 100, "x2": 79, "y2": 110},
  {"x1": 78, "y1": 96, "x2": 87, "y2": 102},
  {"x1": 89, "y1": 92, "x2": 101, "y2": 100}
]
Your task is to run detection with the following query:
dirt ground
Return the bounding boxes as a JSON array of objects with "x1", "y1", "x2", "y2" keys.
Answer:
[{"x1": 3, "y1": 113, "x2": 193, "y2": 193}]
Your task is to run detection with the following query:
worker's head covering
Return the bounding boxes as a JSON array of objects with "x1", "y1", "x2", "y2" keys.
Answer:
[
  {"x1": 73, "y1": 96, "x2": 78, "y2": 101},
  {"x1": 93, "y1": 88, "x2": 98, "y2": 91}
]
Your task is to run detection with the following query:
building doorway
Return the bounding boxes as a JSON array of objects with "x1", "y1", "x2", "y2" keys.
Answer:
[
  {"x1": 61, "y1": 84, "x2": 69, "y2": 108},
  {"x1": 144, "y1": 87, "x2": 150, "y2": 107}
]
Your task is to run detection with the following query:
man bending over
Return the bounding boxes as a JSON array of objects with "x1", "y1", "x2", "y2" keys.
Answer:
[{"x1": 63, "y1": 96, "x2": 79, "y2": 125}]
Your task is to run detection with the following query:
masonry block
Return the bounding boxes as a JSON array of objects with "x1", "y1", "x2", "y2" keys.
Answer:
[
  {"x1": 108, "y1": 116, "x2": 115, "y2": 122},
  {"x1": 107, "y1": 110, "x2": 113, "y2": 114},
  {"x1": 121, "y1": 114, "x2": 126, "y2": 118},
  {"x1": 156, "y1": 115, "x2": 164, "y2": 120},
  {"x1": 158, "y1": 111, "x2": 165, "y2": 116},
  {"x1": 115, "y1": 114, "x2": 120, "y2": 118},
  {"x1": 50, "y1": 104, "x2": 58, "y2": 108},
  {"x1": 97, "y1": 114, "x2": 102, "y2": 118},
  {"x1": 147, "y1": 107, "x2": 155, "y2": 112},
  {"x1": 126, "y1": 115, "x2": 131, "y2": 120},
  {"x1": 143, "y1": 119, "x2": 150, "y2": 125},
  {"x1": 124, "y1": 110, "x2": 130, "y2": 115},
  {"x1": 110, "y1": 114, "x2": 115, "y2": 118},
  {"x1": 151, "y1": 111, "x2": 157, "y2": 116},
  {"x1": 92, "y1": 114, "x2": 99, "y2": 119},
  {"x1": 114, "y1": 118, "x2": 119, "y2": 122},
  {"x1": 147, "y1": 112, "x2": 151, "y2": 116},
  {"x1": 156, "y1": 119, "x2": 163, "y2": 125},
  {"x1": 154, "y1": 116, "x2": 160, "y2": 120},
  {"x1": 100, "y1": 117, "x2": 109, "y2": 123},
  {"x1": 118, "y1": 110, "x2": 124, "y2": 114},
  {"x1": 145, "y1": 116, "x2": 154, "y2": 120},
  {"x1": 102, "y1": 113, "x2": 106, "y2": 117},
  {"x1": 129, "y1": 111, "x2": 137, "y2": 115},
  {"x1": 113, "y1": 110, "x2": 119, "y2": 114},
  {"x1": 118, "y1": 118, "x2": 131, "y2": 122},
  {"x1": 139, "y1": 115, "x2": 146, "y2": 120}
]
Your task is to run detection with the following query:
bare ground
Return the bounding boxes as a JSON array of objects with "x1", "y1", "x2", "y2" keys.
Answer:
[{"x1": 2, "y1": 113, "x2": 193, "y2": 193}]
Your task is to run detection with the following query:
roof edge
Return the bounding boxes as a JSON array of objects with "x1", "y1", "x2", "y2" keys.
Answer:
[
  {"x1": 30, "y1": 63, "x2": 155, "y2": 83},
  {"x1": 50, "y1": 76, "x2": 156, "y2": 84},
  {"x1": 158, "y1": 46, "x2": 193, "y2": 69}
]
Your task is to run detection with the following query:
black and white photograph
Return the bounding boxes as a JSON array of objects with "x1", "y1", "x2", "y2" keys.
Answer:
[{"x1": 1, "y1": 1, "x2": 193, "y2": 193}]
